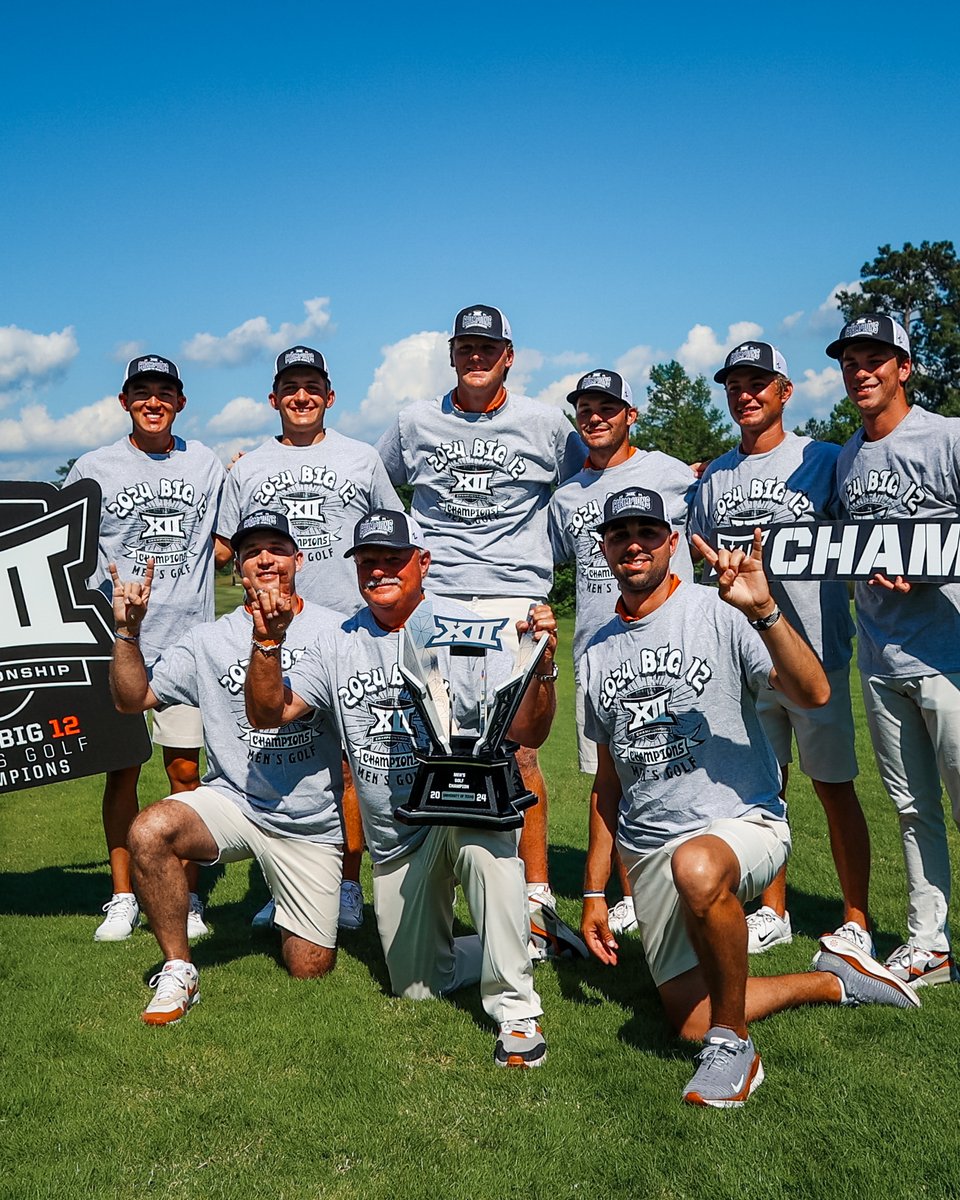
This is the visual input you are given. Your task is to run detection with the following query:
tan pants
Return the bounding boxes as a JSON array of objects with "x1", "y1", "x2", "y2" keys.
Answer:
[{"x1": 372, "y1": 824, "x2": 541, "y2": 1026}]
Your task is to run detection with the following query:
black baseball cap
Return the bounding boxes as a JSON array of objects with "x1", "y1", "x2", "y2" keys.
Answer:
[
  {"x1": 450, "y1": 305, "x2": 513, "y2": 343},
  {"x1": 122, "y1": 354, "x2": 183, "y2": 391},
  {"x1": 231, "y1": 510, "x2": 300, "y2": 554},
  {"x1": 567, "y1": 369, "x2": 633, "y2": 407},
  {"x1": 825, "y1": 313, "x2": 911, "y2": 360},
  {"x1": 596, "y1": 487, "x2": 671, "y2": 534},
  {"x1": 273, "y1": 345, "x2": 330, "y2": 386},
  {"x1": 714, "y1": 341, "x2": 789, "y2": 384},
  {"x1": 344, "y1": 509, "x2": 427, "y2": 558}
]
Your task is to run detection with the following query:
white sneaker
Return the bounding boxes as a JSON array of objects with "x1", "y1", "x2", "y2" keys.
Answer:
[
  {"x1": 187, "y1": 893, "x2": 209, "y2": 940},
  {"x1": 746, "y1": 906, "x2": 792, "y2": 954},
  {"x1": 338, "y1": 880, "x2": 364, "y2": 930},
  {"x1": 829, "y1": 920, "x2": 874, "y2": 957},
  {"x1": 142, "y1": 960, "x2": 200, "y2": 1026},
  {"x1": 607, "y1": 897, "x2": 638, "y2": 936},
  {"x1": 527, "y1": 884, "x2": 555, "y2": 913},
  {"x1": 94, "y1": 893, "x2": 140, "y2": 942},
  {"x1": 251, "y1": 898, "x2": 276, "y2": 928}
]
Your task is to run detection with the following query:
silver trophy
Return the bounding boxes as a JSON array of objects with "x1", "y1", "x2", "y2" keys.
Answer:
[{"x1": 393, "y1": 602, "x2": 549, "y2": 829}]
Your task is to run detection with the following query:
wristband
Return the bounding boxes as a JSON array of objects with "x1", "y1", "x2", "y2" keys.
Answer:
[
  {"x1": 115, "y1": 631, "x2": 140, "y2": 642},
  {"x1": 535, "y1": 662, "x2": 559, "y2": 682},
  {"x1": 582, "y1": 891, "x2": 606, "y2": 899},
  {"x1": 251, "y1": 638, "x2": 284, "y2": 656},
  {"x1": 748, "y1": 606, "x2": 781, "y2": 632}
]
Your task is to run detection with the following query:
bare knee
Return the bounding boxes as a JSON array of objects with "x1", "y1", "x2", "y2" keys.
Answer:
[
  {"x1": 128, "y1": 799, "x2": 205, "y2": 862},
  {"x1": 281, "y1": 933, "x2": 337, "y2": 980},
  {"x1": 671, "y1": 841, "x2": 736, "y2": 918}
]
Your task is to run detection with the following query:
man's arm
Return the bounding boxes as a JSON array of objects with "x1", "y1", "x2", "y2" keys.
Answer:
[
  {"x1": 214, "y1": 535, "x2": 235, "y2": 569},
  {"x1": 580, "y1": 743, "x2": 621, "y2": 966},
  {"x1": 108, "y1": 560, "x2": 160, "y2": 713},
  {"x1": 242, "y1": 578, "x2": 313, "y2": 728},
  {"x1": 507, "y1": 604, "x2": 558, "y2": 747},
  {"x1": 691, "y1": 529, "x2": 830, "y2": 710}
]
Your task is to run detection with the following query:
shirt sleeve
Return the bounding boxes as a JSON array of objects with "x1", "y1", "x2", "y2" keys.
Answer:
[
  {"x1": 217, "y1": 462, "x2": 242, "y2": 538},
  {"x1": 284, "y1": 636, "x2": 337, "y2": 714},
  {"x1": 375, "y1": 418, "x2": 409, "y2": 486},
  {"x1": 147, "y1": 635, "x2": 201, "y2": 709},
  {"x1": 547, "y1": 495, "x2": 571, "y2": 566},
  {"x1": 580, "y1": 651, "x2": 609, "y2": 745},
  {"x1": 368, "y1": 451, "x2": 405, "y2": 510},
  {"x1": 558, "y1": 426, "x2": 587, "y2": 483}
]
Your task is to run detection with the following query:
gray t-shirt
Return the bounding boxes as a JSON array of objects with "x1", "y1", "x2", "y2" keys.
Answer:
[
  {"x1": 836, "y1": 404, "x2": 960, "y2": 677},
  {"x1": 286, "y1": 600, "x2": 515, "y2": 864},
  {"x1": 548, "y1": 450, "x2": 696, "y2": 673},
  {"x1": 376, "y1": 391, "x2": 585, "y2": 596},
  {"x1": 582, "y1": 582, "x2": 784, "y2": 855},
  {"x1": 65, "y1": 436, "x2": 225, "y2": 664},
  {"x1": 148, "y1": 600, "x2": 345, "y2": 841},
  {"x1": 217, "y1": 430, "x2": 402, "y2": 615},
  {"x1": 689, "y1": 433, "x2": 855, "y2": 671}
]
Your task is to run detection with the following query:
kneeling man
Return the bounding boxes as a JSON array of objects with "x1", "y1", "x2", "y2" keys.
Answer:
[
  {"x1": 111, "y1": 513, "x2": 347, "y2": 1024},
  {"x1": 245, "y1": 510, "x2": 558, "y2": 1067},
  {"x1": 579, "y1": 488, "x2": 919, "y2": 1107}
]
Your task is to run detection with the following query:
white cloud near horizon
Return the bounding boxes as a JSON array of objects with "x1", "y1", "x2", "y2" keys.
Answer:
[
  {"x1": 791, "y1": 366, "x2": 844, "y2": 417},
  {"x1": 809, "y1": 280, "x2": 861, "y2": 334},
  {"x1": 677, "y1": 321, "x2": 764, "y2": 375},
  {"x1": 335, "y1": 331, "x2": 451, "y2": 440},
  {"x1": 182, "y1": 297, "x2": 334, "y2": 367},
  {"x1": 113, "y1": 339, "x2": 147, "y2": 362},
  {"x1": 615, "y1": 344, "x2": 660, "y2": 392},
  {"x1": 207, "y1": 395, "x2": 275, "y2": 435},
  {"x1": 0, "y1": 395, "x2": 127, "y2": 455},
  {"x1": 0, "y1": 324, "x2": 78, "y2": 392}
]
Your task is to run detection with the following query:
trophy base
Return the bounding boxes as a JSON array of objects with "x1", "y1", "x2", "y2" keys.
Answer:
[{"x1": 394, "y1": 739, "x2": 536, "y2": 830}]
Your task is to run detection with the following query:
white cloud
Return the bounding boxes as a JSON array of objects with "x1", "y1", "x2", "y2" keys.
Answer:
[
  {"x1": 791, "y1": 366, "x2": 844, "y2": 416},
  {"x1": 527, "y1": 372, "x2": 583, "y2": 410},
  {"x1": 549, "y1": 351, "x2": 592, "y2": 368},
  {"x1": 0, "y1": 395, "x2": 128, "y2": 455},
  {"x1": 0, "y1": 324, "x2": 78, "y2": 389},
  {"x1": 207, "y1": 435, "x2": 268, "y2": 466},
  {"x1": 207, "y1": 395, "x2": 274, "y2": 435},
  {"x1": 615, "y1": 344, "x2": 659, "y2": 390},
  {"x1": 335, "y1": 331, "x2": 451, "y2": 440},
  {"x1": 677, "y1": 321, "x2": 763, "y2": 375},
  {"x1": 113, "y1": 340, "x2": 146, "y2": 362},
  {"x1": 781, "y1": 310, "x2": 804, "y2": 331},
  {"x1": 809, "y1": 280, "x2": 861, "y2": 334},
  {"x1": 181, "y1": 297, "x2": 334, "y2": 367}
]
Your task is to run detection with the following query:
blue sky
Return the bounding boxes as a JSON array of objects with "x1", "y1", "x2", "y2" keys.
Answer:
[{"x1": 2, "y1": 4, "x2": 958, "y2": 479}]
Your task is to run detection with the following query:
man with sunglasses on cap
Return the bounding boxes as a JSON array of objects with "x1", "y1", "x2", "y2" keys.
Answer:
[
  {"x1": 579, "y1": 486, "x2": 920, "y2": 1107},
  {"x1": 376, "y1": 306, "x2": 586, "y2": 960},
  {"x1": 548, "y1": 368, "x2": 697, "y2": 937},
  {"x1": 244, "y1": 508, "x2": 560, "y2": 1067},
  {"x1": 216, "y1": 346, "x2": 402, "y2": 933},
  {"x1": 65, "y1": 355, "x2": 226, "y2": 944},
  {"x1": 689, "y1": 341, "x2": 871, "y2": 958},
  {"x1": 830, "y1": 313, "x2": 960, "y2": 988},
  {"x1": 109, "y1": 511, "x2": 347, "y2": 1024}
]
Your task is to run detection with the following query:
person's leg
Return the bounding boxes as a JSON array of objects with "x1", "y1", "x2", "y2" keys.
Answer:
[
  {"x1": 340, "y1": 758, "x2": 364, "y2": 886},
  {"x1": 516, "y1": 745, "x2": 549, "y2": 889},
  {"x1": 259, "y1": 837, "x2": 341, "y2": 980},
  {"x1": 811, "y1": 779, "x2": 871, "y2": 929},
  {"x1": 280, "y1": 932, "x2": 336, "y2": 980},
  {"x1": 154, "y1": 704, "x2": 204, "y2": 897},
  {"x1": 862, "y1": 673, "x2": 951, "y2": 950},
  {"x1": 161, "y1": 746, "x2": 203, "y2": 897},
  {"x1": 102, "y1": 765, "x2": 142, "y2": 895}
]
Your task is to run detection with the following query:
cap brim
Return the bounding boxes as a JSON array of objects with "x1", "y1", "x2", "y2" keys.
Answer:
[
  {"x1": 344, "y1": 540, "x2": 418, "y2": 559},
  {"x1": 449, "y1": 332, "x2": 510, "y2": 343},
  {"x1": 713, "y1": 364, "x2": 778, "y2": 384},
  {"x1": 231, "y1": 526, "x2": 300, "y2": 554},
  {"x1": 596, "y1": 515, "x2": 671, "y2": 536}
]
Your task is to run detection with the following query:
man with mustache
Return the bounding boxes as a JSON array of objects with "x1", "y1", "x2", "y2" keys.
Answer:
[{"x1": 245, "y1": 508, "x2": 560, "y2": 1067}]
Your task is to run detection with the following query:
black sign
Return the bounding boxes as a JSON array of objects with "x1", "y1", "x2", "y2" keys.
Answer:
[
  {"x1": 0, "y1": 480, "x2": 151, "y2": 794},
  {"x1": 715, "y1": 520, "x2": 960, "y2": 583}
]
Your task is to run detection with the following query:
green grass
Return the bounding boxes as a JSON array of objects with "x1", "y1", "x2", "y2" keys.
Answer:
[{"x1": 3, "y1": 582, "x2": 960, "y2": 1199}]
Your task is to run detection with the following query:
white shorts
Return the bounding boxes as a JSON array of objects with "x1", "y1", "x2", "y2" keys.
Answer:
[
  {"x1": 575, "y1": 681, "x2": 598, "y2": 775},
  {"x1": 178, "y1": 785, "x2": 342, "y2": 948},
  {"x1": 151, "y1": 704, "x2": 203, "y2": 750},
  {"x1": 755, "y1": 668, "x2": 858, "y2": 783},
  {"x1": 619, "y1": 811, "x2": 792, "y2": 986}
]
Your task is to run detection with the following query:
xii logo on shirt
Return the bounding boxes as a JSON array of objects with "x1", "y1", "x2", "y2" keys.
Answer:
[
  {"x1": 427, "y1": 437, "x2": 528, "y2": 523},
  {"x1": 107, "y1": 477, "x2": 208, "y2": 568},
  {"x1": 337, "y1": 659, "x2": 429, "y2": 785},
  {"x1": 252, "y1": 466, "x2": 360, "y2": 552},
  {"x1": 568, "y1": 498, "x2": 612, "y2": 582}
]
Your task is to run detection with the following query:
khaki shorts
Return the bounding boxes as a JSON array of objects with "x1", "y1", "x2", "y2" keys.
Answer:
[
  {"x1": 619, "y1": 811, "x2": 791, "y2": 986},
  {"x1": 178, "y1": 785, "x2": 342, "y2": 948},
  {"x1": 151, "y1": 703, "x2": 203, "y2": 750},
  {"x1": 756, "y1": 667, "x2": 858, "y2": 783}
]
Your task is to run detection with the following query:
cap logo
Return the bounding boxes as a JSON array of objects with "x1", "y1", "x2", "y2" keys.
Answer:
[
  {"x1": 250, "y1": 513, "x2": 279, "y2": 527},
  {"x1": 612, "y1": 491, "x2": 650, "y2": 515},
  {"x1": 136, "y1": 357, "x2": 172, "y2": 375},
  {"x1": 730, "y1": 345, "x2": 762, "y2": 365},
  {"x1": 845, "y1": 319, "x2": 880, "y2": 338},
  {"x1": 461, "y1": 310, "x2": 493, "y2": 331},
  {"x1": 358, "y1": 516, "x2": 395, "y2": 540},
  {"x1": 283, "y1": 348, "x2": 315, "y2": 367},
  {"x1": 585, "y1": 372, "x2": 612, "y2": 389}
]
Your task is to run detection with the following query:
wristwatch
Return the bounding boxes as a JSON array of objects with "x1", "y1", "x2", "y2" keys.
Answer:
[{"x1": 748, "y1": 606, "x2": 781, "y2": 632}]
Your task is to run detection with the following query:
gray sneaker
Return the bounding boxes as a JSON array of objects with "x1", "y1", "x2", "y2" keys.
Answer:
[
  {"x1": 494, "y1": 1018, "x2": 547, "y2": 1069},
  {"x1": 529, "y1": 900, "x2": 589, "y2": 961},
  {"x1": 815, "y1": 935, "x2": 921, "y2": 1008},
  {"x1": 251, "y1": 898, "x2": 275, "y2": 929},
  {"x1": 682, "y1": 1027, "x2": 764, "y2": 1108}
]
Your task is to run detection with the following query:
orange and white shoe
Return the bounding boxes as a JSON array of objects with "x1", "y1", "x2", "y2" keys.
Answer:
[
  {"x1": 682, "y1": 1027, "x2": 764, "y2": 1108},
  {"x1": 142, "y1": 960, "x2": 199, "y2": 1026},
  {"x1": 494, "y1": 1018, "x2": 547, "y2": 1068},
  {"x1": 884, "y1": 943, "x2": 957, "y2": 988}
]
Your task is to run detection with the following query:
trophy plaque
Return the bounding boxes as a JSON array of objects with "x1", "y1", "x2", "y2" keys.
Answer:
[{"x1": 393, "y1": 602, "x2": 550, "y2": 829}]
